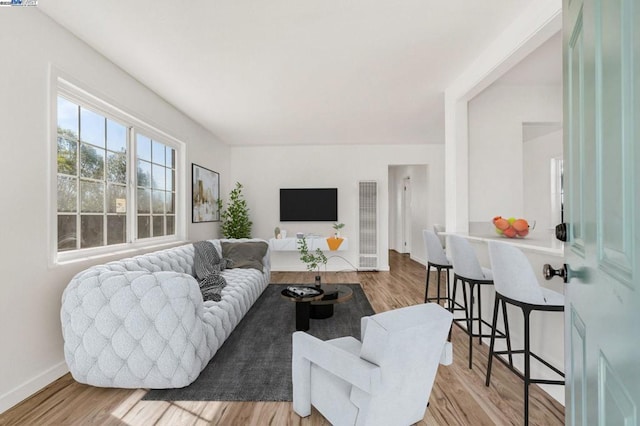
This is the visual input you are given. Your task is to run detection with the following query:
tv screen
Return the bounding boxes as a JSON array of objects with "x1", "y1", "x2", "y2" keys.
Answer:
[{"x1": 280, "y1": 188, "x2": 338, "y2": 222}]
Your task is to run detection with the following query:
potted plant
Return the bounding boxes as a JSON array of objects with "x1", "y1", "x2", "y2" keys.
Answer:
[
  {"x1": 332, "y1": 222, "x2": 345, "y2": 238},
  {"x1": 298, "y1": 236, "x2": 327, "y2": 287},
  {"x1": 218, "y1": 182, "x2": 252, "y2": 238}
]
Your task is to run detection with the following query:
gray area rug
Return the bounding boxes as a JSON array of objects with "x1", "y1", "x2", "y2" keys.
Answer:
[{"x1": 143, "y1": 283, "x2": 374, "y2": 401}]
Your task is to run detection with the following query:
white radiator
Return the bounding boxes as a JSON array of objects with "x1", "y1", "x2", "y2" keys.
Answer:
[{"x1": 358, "y1": 181, "x2": 378, "y2": 270}]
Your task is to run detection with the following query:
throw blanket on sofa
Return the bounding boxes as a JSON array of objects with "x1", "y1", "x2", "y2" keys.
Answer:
[{"x1": 193, "y1": 240, "x2": 231, "y2": 302}]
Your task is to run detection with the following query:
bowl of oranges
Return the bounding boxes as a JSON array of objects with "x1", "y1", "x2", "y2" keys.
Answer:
[{"x1": 492, "y1": 216, "x2": 532, "y2": 238}]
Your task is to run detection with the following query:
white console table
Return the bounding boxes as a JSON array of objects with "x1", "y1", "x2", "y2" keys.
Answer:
[{"x1": 269, "y1": 237, "x2": 348, "y2": 252}]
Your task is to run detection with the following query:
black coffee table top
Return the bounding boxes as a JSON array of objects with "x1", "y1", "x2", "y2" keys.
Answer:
[
  {"x1": 280, "y1": 286, "x2": 325, "y2": 302},
  {"x1": 311, "y1": 284, "x2": 354, "y2": 305}
]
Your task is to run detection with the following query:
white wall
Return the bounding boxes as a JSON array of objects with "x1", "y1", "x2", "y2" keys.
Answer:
[
  {"x1": 229, "y1": 145, "x2": 445, "y2": 272},
  {"x1": 524, "y1": 129, "x2": 563, "y2": 232},
  {"x1": 0, "y1": 9, "x2": 229, "y2": 413},
  {"x1": 468, "y1": 85, "x2": 562, "y2": 223}
]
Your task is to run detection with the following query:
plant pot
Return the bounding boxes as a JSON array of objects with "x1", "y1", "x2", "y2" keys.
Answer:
[{"x1": 314, "y1": 275, "x2": 321, "y2": 288}]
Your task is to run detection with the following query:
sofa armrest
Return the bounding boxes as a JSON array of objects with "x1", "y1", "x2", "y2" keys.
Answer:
[{"x1": 61, "y1": 269, "x2": 208, "y2": 388}]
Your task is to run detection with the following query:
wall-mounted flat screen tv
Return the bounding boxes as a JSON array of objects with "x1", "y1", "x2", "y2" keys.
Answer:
[{"x1": 280, "y1": 188, "x2": 338, "y2": 221}]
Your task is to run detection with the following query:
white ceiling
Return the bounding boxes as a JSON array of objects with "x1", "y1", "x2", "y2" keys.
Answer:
[{"x1": 39, "y1": 0, "x2": 559, "y2": 146}]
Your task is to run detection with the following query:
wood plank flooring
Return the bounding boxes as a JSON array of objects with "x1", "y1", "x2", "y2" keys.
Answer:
[{"x1": 0, "y1": 251, "x2": 564, "y2": 425}]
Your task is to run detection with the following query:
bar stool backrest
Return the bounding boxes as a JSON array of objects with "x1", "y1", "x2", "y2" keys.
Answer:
[
  {"x1": 488, "y1": 241, "x2": 546, "y2": 304},
  {"x1": 423, "y1": 230, "x2": 450, "y2": 266},
  {"x1": 448, "y1": 235, "x2": 487, "y2": 280},
  {"x1": 433, "y1": 224, "x2": 446, "y2": 249}
]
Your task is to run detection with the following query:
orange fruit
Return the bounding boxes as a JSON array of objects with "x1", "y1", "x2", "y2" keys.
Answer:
[
  {"x1": 503, "y1": 227, "x2": 517, "y2": 238},
  {"x1": 513, "y1": 219, "x2": 529, "y2": 232},
  {"x1": 494, "y1": 218, "x2": 510, "y2": 231}
]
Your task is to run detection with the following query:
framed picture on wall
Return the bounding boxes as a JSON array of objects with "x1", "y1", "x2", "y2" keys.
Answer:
[{"x1": 192, "y1": 163, "x2": 220, "y2": 222}]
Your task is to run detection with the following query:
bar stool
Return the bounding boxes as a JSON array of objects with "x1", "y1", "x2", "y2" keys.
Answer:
[
  {"x1": 422, "y1": 229, "x2": 452, "y2": 306},
  {"x1": 486, "y1": 241, "x2": 564, "y2": 426},
  {"x1": 448, "y1": 235, "x2": 503, "y2": 369}
]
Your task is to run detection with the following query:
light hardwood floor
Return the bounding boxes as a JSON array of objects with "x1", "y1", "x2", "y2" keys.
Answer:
[{"x1": 0, "y1": 251, "x2": 564, "y2": 425}]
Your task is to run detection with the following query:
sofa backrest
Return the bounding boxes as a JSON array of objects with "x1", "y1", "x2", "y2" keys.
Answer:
[
  {"x1": 70, "y1": 239, "x2": 271, "y2": 285},
  {"x1": 100, "y1": 244, "x2": 197, "y2": 276}
]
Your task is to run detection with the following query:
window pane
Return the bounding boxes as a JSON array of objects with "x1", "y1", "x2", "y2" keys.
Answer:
[
  {"x1": 137, "y1": 216, "x2": 150, "y2": 239},
  {"x1": 137, "y1": 160, "x2": 151, "y2": 188},
  {"x1": 152, "y1": 164, "x2": 166, "y2": 189},
  {"x1": 137, "y1": 188, "x2": 151, "y2": 213},
  {"x1": 57, "y1": 97, "x2": 78, "y2": 140},
  {"x1": 57, "y1": 137, "x2": 77, "y2": 175},
  {"x1": 152, "y1": 140, "x2": 165, "y2": 165},
  {"x1": 152, "y1": 190, "x2": 165, "y2": 214},
  {"x1": 107, "y1": 215, "x2": 126, "y2": 245},
  {"x1": 166, "y1": 168, "x2": 174, "y2": 191},
  {"x1": 107, "y1": 151, "x2": 126, "y2": 184},
  {"x1": 80, "y1": 144, "x2": 105, "y2": 180},
  {"x1": 165, "y1": 192, "x2": 175, "y2": 214},
  {"x1": 166, "y1": 146, "x2": 175, "y2": 169},
  {"x1": 137, "y1": 134, "x2": 151, "y2": 161},
  {"x1": 166, "y1": 215, "x2": 175, "y2": 235},
  {"x1": 81, "y1": 215, "x2": 103, "y2": 248},
  {"x1": 153, "y1": 215, "x2": 165, "y2": 237},
  {"x1": 58, "y1": 215, "x2": 77, "y2": 251},
  {"x1": 57, "y1": 176, "x2": 77, "y2": 212},
  {"x1": 81, "y1": 180, "x2": 104, "y2": 213},
  {"x1": 56, "y1": 90, "x2": 182, "y2": 255},
  {"x1": 107, "y1": 184, "x2": 127, "y2": 214},
  {"x1": 106, "y1": 119, "x2": 126, "y2": 153},
  {"x1": 80, "y1": 108, "x2": 105, "y2": 148}
]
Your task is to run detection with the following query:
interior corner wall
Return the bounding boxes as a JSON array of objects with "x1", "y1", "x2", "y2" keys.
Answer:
[
  {"x1": 228, "y1": 144, "x2": 445, "y2": 272},
  {"x1": 0, "y1": 9, "x2": 229, "y2": 413},
  {"x1": 467, "y1": 85, "x2": 562, "y2": 223}
]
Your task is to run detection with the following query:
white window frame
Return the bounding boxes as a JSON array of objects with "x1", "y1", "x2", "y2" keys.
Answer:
[{"x1": 50, "y1": 75, "x2": 187, "y2": 266}]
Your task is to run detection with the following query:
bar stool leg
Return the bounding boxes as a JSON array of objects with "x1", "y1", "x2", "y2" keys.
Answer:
[
  {"x1": 446, "y1": 268, "x2": 452, "y2": 311},
  {"x1": 485, "y1": 296, "x2": 501, "y2": 387},
  {"x1": 436, "y1": 266, "x2": 442, "y2": 305},
  {"x1": 524, "y1": 308, "x2": 531, "y2": 426},
  {"x1": 465, "y1": 281, "x2": 473, "y2": 369},
  {"x1": 424, "y1": 264, "x2": 431, "y2": 303},
  {"x1": 477, "y1": 285, "x2": 483, "y2": 344},
  {"x1": 502, "y1": 299, "x2": 513, "y2": 366},
  {"x1": 451, "y1": 275, "x2": 458, "y2": 314}
]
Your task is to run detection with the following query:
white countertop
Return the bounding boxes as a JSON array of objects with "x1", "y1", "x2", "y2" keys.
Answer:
[{"x1": 444, "y1": 222, "x2": 564, "y2": 257}]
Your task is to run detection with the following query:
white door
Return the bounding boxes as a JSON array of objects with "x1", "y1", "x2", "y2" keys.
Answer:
[{"x1": 564, "y1": 0, "x2": 639, "y2": 424}]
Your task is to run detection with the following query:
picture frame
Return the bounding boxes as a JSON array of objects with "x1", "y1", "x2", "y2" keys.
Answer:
[{"x1": 192, "y1": 163, "x2": 220, "y2": 222}]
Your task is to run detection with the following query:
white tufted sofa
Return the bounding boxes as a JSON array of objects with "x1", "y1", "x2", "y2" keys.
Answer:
[{"x1": 60, "y1": 238, "x2": 270, "y2": 389}]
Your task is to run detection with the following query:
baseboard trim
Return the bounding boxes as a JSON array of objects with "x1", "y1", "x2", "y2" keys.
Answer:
[{"x1": 0, "y1": 361, "x2": 69, "y2": 414}]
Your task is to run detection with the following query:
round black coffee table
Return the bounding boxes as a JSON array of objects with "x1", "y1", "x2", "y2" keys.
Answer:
[
  {"x1": 280, "y1": 286, "x2": 325, "y2": 331},
  {"x1": 310, "y1": 284, "x2": 354, "y2": 319}
]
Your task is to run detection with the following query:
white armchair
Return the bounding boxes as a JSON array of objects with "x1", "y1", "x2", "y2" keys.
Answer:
[{"x1": 292, "y1": 303, "x2": 453, "y2": 426}]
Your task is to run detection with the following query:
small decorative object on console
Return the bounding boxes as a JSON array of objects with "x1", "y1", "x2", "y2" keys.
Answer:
[{"x1": 492, "y1": 216, "x2": 533, "y2": 238}]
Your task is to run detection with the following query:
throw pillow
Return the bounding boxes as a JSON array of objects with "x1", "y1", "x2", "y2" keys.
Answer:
[{"x1": 221, "y1": 241, "x2": 268, "y2": 270}]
